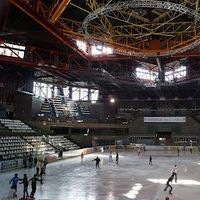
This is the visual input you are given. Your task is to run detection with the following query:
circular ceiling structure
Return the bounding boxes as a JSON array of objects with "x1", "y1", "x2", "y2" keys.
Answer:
[{"x1": 82, "y1": 0, "x2": 200, "y2": 58}]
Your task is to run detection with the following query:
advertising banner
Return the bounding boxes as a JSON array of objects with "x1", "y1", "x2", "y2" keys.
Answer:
[{"x1": 144, "y1": 117, "x2": 186, "y2": 123}]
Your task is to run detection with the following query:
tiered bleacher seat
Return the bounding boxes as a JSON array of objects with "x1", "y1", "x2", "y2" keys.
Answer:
[
  {"x1": 79, "y1": 104, "x2": 90, "y2": 115},
  {"x1": 0, "y1": 119, "x2": 35, "y2": 133},
  {"x1": 39, "y1": 96, "x2": 79, "y2": 118},
  {"x1": 66, "y1": 99, "x2": 79, "y2": 117},
  {"x1": 0, "y1": 136, "x2": 33, "y2": 161},
  {"x1": 77, "y1": 102, "x2": 96, "y2": 121},
  {"x1": 23, "y1": 136, "x2": 54, "y2": 153},
  {"x1": 53, "y1": 96, "x2": 65, "y2": 116},
  {"x1": 46, "y1": 135, "x2": 79, "y2": 151},
  {"x1": 0, "y1": 123, "x2": 7, "y2": 132},
  {"x1": 41, "y1": 100, "x2": 52, "y2": 116}
]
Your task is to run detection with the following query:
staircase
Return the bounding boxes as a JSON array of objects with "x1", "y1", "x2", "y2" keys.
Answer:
[{"x1": 39, "y1": 96, "x2": 79, "y2": 118}]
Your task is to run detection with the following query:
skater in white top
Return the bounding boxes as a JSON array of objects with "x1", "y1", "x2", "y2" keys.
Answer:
[
  {"x1": 171, "y1": 165, "x2": 178, "y2": 182},
  {"x1": 137, "y1": 148, "x2": 141, "y2": 156}
]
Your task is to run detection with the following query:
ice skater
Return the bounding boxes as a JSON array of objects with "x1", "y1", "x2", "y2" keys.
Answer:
[
  {"x1": 19, "y1": 174, "x2": 29, "y2": 198},
  {"x1": 171, "y1": 165, "x2": 177, "y2": 182},
  {"x1": 137, "y1": 148, "x2": 141, "y2": 156},
  {"x1": 93, "y1": 156, "x2": 101, "y2": 169},
  {"x1": 33, "y1": 157, "x2": 38, "y2": 168},
  {"x1": 39, "y1": 160, "x2": 45, "y2": 184},
  {"x1": 189, "y1": 145, "x2": 193, "y2": 155},
  {"x1": 7, "y1": 186, "x2": 16, "y2": 198},
  {"x1": 149, "y1": 155, "x2": 153, "y2": 165},
  {"x1": 29, "y1": 174, "x2": 41, "y2": 198},
  {"x1": 43, "y1": 157, "x2": 48, "y2": 174},
  {"x1": 177, "y1": 147, "x2": 180, "y2": 157},
  {"x1": 164, "y1": 175, "x2": 173, "y2": 195},
  {"x1": 183, "y1": 144, "x2": 186, "y2": 152},
  {"x1": 81, "y1": 152, "x2": 84, "y2": 162},
  {"x1": 109, "y1": 151, "x2": 113, "y2": 162},
  {"x1": 9, "y1": 173, "x2": 22, "y2": 197},
  {"x1": 143, "y1": 144, "x2": 146, "y2": 152},
  {"x1": 116, "y1": 152, "x2": 119, "y2": 164}
]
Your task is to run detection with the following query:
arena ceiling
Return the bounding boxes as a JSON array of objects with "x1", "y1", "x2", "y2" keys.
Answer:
[{"x1": 0, "y1": 0, "x2": 200, "y2": 96}]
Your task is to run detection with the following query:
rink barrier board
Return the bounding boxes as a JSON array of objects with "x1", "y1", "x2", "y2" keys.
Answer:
[
  {"x1": 0, "y1": 147, "x2": 96, "y2": 172},
  {"x1": 0, "y1": 159, "x2": 23, "y2": 172},
  {"x1": 0, "y1": 146, "x2": 198, "y2": 172},
  {"x1": 108, "y1": 145, "x2": 199, "y2": 152}
]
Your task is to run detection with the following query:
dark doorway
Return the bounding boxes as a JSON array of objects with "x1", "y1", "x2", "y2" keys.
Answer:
[{"x1": 156, "y1": 132, "x2": 172, "y2": 145}]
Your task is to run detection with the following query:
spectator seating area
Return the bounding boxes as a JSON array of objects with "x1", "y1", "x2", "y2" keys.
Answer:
[
  {"x1": 66, "y1": 99, "x2": 79, "y2": 118},
  {"x1": 0, "y1": 123, "x2": 7, "y2": 132},
  {"x1": 40, "y1": 96, "x2": 90, "y2": 119},
  {"x1": 0, "y1": 119, "x2": 35, "y2": 133},
  {"x1": 0, "y1": 135, "x2": 80, "y2": 161},
  {"x1": 118, "y1": 99, "x2": 200, "y2": 117},
  {"x1": 23, "y1": 136, "x2": 54, "y2": 153},
  {"x1": 40, "y1": 100, "x2": 52, "y2": 116},
  {"x1": 78, "y1": 103, "x2": 91, "y2": 118},
  {"x1": 46, "y1": 135, "x2": 80, "y2": 151},
  {"x1": 0, "y1": 136, "x2": 33, "y2": 161}
]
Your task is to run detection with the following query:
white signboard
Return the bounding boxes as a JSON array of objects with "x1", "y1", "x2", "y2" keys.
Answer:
[{"x1": 144, "y1": 117, "x2": 186, "y2": 123}]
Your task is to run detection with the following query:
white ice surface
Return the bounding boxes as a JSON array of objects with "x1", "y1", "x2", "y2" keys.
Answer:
[{"x1": 0, "y1": 150, "x2": 200, "y2": 200}]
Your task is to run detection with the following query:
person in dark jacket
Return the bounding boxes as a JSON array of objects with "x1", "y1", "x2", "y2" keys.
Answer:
[
  {"x1": 164, "y1": 176, "x2": 173, "y2": 195},
  {"x1": 20, "y1": 174, "x2": 29, "y2": 198},
  {"x1": 116, "y1": 152, "x2": 119, "y2": 164},
  {"x1": 93, "y1": 156, "x2": 101, "y2": 169},
  {"x1": 149, "y1": 155, "x2": 153, "y2": 165},
  {"x1": 29, "y1": 174, "x2": 40, "y2": 198},
  {"x1": 33, "y1": 157, "x2": 38, "y2": 168}
]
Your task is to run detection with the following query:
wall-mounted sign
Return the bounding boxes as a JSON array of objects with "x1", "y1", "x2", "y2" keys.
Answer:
[{"x1": 144, "y1": 117, "x2": 186, "y2": 123}]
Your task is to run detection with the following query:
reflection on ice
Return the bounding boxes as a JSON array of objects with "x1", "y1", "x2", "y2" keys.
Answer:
[
  {"x1": 123, "y1": 183, "x2": 143, "y2": 199},
  {"x1": 148, "y1": 179, "x2": 200, "y2": 185},
  {"x1": 106, "y1": 192, "x2": 114, "y2": 200}
]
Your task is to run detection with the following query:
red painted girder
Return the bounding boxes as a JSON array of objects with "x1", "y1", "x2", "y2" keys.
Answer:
[
  {"x1": 9, "y1": 0, "x2": 88, "y2": 60},
  {"x1": 0, "y1": 55, "x2": 69, "y2": 72}
]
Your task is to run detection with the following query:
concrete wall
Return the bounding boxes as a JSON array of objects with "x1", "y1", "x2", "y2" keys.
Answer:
[
  {"x1": 31, "y1": 96, "x2": 42, "y2": 117},
  {"x1": 129, "y1": 116, "x2": 200, "y2": 136}
]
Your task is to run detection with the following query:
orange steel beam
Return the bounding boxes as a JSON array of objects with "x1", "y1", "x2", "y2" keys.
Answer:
[
  {"x1": 88, "y1": 55, "x2": 131, "y2": 61},
  {"x1": 173, "y1": 51, "x2": 200, "y2": 58},
  {"x1": 9, "y1": 0, "x2": 88, "y2": 60},
  {"x1": 50, "y1": 0, "x2": 71, "y2": 24}
]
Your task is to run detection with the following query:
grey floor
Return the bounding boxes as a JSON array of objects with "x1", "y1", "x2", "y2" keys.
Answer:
[{"x1": 0, "y1": 150, "x2": 200, "y2": 200}]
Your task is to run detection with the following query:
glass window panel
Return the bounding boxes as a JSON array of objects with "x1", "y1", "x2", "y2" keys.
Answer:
[
  {"x1": 72, "y1": 87, "x2": 80, "y2": 100},
  {"x1": 63, "y1": 87, "x2": 69, "y2": 97},
  {"x1": 54, "y1": 86, "x2": 58, "y2": 97},
  {"x1": 165, "y1": 66, "x2": 186, "y2": 81},
  {"x1": 80, "y1": 88, "x2": 88, "y2": 100},
  {"x1": 91, "y1": 89, "x2": 99, "y2": 103},
  {"x1": 91, "y1": 45, "x2": 113, "y2": 55},
  {"x1": 0, "y1": 43, "x2": 25, "y2": 58},
  {"x1": 47, "y1": 85, "x2": 52, "y2": 98},
  {"x1": 76, "y1": 40, "x2": 87, "y2": 52},
  {"x1": 136, "y1": 67, "x2": 158, "y2": 81}
]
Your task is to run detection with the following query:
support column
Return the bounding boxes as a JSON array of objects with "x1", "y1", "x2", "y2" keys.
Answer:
[
  {"x1": 69, "y1": 86, "x2": 72, "y2": 99},
  {"x1": 156, "y1": 58, "x2": 165, "y2": 83}
]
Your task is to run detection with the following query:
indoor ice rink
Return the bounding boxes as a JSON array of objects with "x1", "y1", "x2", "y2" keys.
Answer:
[
  {"x1": 1, "y1": 1, "x2": 200, "y2": 200},
  {"x1": 1, "y1": 150, "x2": 200, "y2": 200}
]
